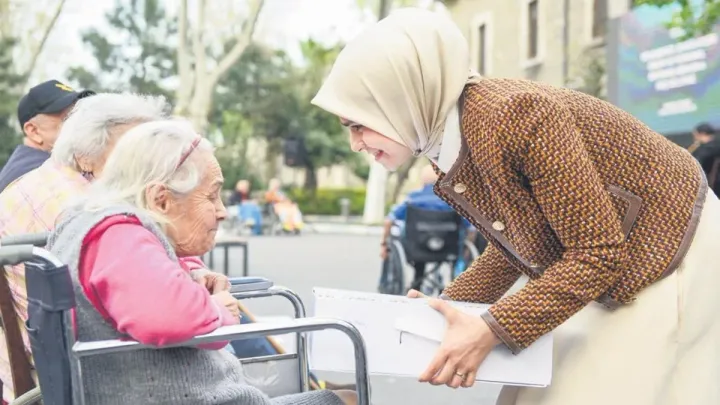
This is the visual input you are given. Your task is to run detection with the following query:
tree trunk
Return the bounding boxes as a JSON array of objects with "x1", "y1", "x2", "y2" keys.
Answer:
[
  {"x1": 304, "y1": 163, "x2": 317, "y2": 192},
  {"x1": 389, "y1": 158, "x2": 418, "y2": 204},
  {"x1": 175, "y1": 0, "x2": 264, "y2": 133},
  {"x1": 0, "y1": 0, "x2": 11, "y2": 40},
  {"x1": 175, "y1": 0, "x2": 192, "y2": 116},
  {"x1": 265, "y1": 138, "x2": 282, "y2": 182},
  {"x1": 176, "y1": 0, "x2": 264, "y2": 133}
]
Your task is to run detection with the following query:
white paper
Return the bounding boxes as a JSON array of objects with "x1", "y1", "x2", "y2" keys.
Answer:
[{"x1": 310, "y1": 288, "x2": 553, "y2": 387}]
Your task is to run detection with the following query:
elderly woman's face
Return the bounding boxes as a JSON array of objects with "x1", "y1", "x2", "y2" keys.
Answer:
[
  {"x1": 341, "y1": 118, "x2": 413, "y2": 171},
  {"x1": 165, "y1": 151, "x2": 227, "y2": 256}
]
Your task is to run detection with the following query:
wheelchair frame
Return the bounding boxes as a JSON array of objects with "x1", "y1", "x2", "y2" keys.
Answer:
[
  {"x1": 0, "y1": 235, "x2": 371, "y2": 405},
  {"x1": 380, "y1": 221, "x2": 480, "y2": 296}
]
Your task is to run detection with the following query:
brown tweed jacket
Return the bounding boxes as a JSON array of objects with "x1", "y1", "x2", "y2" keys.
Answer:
[{"x1": 435, "y1": 78, "x2": 706, "y2": 354}]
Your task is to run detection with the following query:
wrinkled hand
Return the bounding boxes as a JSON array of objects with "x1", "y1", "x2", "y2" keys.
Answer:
[
  {"x1": 212, "y1": 291, "x2": 241, "y2": 319},
  {"x1": 191, "y1": 269, "x2": 231, "y2": 294},
  {"x1": 419, "y1": 298, "x2": 501, "y2": 389}
]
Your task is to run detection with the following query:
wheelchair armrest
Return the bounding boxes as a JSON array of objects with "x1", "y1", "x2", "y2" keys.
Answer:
[
  {"x1": 0, "y1": 232, "x2": 49, "y2": 248},
  {"x1": 72, "y1": 317, "x2": 360, "y2": 356},
  {"x1": 71, "y1": 318, "x2": 371, "y2": 405},
  {"x1": 229, "y1": 276, "x2": 273, "y2": 293},
  {"x1": 9, "y1": 386, "x2": 42, "y2": 405}
]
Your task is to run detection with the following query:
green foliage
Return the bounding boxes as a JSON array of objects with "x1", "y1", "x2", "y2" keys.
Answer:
[
  {"x1": 0, "y1": 37, "x2": 22, "y2": 167},
  {"x1": 213, "y1": 44, "x2": 298, "y2": 144},
  {"x1": 635, "y1": 0, "x2": 720, "y2": 39},
  {"x1": 214, "y1": 40, "x2": 363, "y2": 191},
  {"x1": 287, "y1": 187, "x2": 366, "y2": 216},
  {"x1": 66, "y1": 1, "x2": 364, "y2": 193},
  {"x1": 574, "y1": 49, "x2": 606, "y2": 99},
  {"x1": 292, "y1": 39, "x2": 366, "y2": 189},
  {"x1": 66, "y1": 0, "x2": 177, "y2": 100}
]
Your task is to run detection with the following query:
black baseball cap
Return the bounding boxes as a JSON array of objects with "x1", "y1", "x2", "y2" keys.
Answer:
[{"x1": 17, "y1": 80, "x2": 95, "y2": 128}]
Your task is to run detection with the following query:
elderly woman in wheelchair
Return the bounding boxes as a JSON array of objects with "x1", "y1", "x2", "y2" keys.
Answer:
[{"x1": 43, "y1": 119, "x2": 356, "y2": 405}]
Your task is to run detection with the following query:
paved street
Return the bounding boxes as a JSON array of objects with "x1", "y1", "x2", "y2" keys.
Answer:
[{"x1": 209, "y1": 233, "x2": 502, "y2": 405}]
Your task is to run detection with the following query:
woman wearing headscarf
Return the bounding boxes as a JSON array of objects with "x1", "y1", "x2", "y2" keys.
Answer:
[{"x1": 311, "y1": 8, "x2": 720, "y2": 405}]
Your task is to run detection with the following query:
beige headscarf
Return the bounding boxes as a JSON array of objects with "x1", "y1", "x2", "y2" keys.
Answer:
[{"x1": 311, "y1": 7, "x2": 480, "y2": 158}]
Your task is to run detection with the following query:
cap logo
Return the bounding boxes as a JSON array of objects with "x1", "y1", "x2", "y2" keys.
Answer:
[{"x1": 55, "y1": 83, "x2": 74, "y2": 92}]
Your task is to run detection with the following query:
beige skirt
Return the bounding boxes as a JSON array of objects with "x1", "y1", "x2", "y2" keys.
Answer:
[{"x1": 497, "y1": 191, "x2": 720, "y2": 405}]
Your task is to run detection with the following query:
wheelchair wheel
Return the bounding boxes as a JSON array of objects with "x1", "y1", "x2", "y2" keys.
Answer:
[{"x1": 378, "y1": 240, "x2": 406, "y2": 295}]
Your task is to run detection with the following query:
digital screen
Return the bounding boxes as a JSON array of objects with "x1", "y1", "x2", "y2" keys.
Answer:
[{"x1": 611, "y1": 4, "x2": 720, "y2": 135}]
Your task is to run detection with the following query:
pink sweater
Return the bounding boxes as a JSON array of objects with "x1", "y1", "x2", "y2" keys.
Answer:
[{"x1": 78, "y1": 215, "x2": 238, "y2": 348}]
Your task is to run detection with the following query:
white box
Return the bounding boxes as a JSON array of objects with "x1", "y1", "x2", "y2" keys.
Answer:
[{"x1": 310, "y1": 288, "x2": 552, "y2": 387}]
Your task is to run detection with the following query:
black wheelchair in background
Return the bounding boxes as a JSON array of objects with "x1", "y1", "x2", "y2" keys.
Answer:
[
  {"x1": 0, "y1": 233, "x2": 371, "y2": 405},
  {"x1": 379, "y1": 205, "x2": 485, "y2": 296}
]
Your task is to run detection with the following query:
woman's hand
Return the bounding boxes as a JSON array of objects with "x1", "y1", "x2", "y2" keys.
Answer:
[
  {"x1": 406, "y1": 289, "x2": 427, "y2": 299},
  {"x1": 191, "y1": 269, "x2": 231, "y2": 294},
  {"x1": 419, "y1": 298, "x2": 501, "y2": 389},
  {"x1": 212, "y1": 291, "x2": 241, "y2": 319}
]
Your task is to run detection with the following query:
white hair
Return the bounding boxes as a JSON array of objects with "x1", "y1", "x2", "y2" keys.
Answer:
[
  {"x1": 51, "y1": 93, "x2": 170, "y2": 169},
  {"x1": 81, "y1": 119, "x2": 215, "y2": 225}
]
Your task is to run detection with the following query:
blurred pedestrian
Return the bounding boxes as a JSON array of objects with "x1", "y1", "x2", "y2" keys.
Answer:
[
  {"x1": 0, "y1": 80, "x2": 94, "y2": 192},
  {"x1": 690, "y1": 122, "x2": 720, "y2": 195},
  {"x1": 228, "y1": 179, "x2": 263, "y2": 235},
  {"x1": 382, "y1": 165, "x2": 475, "y2": 291}
]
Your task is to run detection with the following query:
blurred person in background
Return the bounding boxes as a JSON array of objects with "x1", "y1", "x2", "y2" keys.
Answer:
[
  {"x1": 382, "y1": 164, "x2": 475, "y2": 292},
  {"x1": 690, "y1": 122, "x2": 720, "y2": 195},
  {"x1": 264, "y1": 178, "x2": 304, "y2": 233},
  {"x1": 228, "y1": 179, "x2": 263, "y2": 235},
  {"x1": 0, "y1": 80, "x2": 94, "y2": 192}
]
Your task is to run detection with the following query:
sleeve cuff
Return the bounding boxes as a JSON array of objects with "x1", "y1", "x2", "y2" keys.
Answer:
[{"x1": 480, "y1": 311, "x2": 522, "y2": 355}]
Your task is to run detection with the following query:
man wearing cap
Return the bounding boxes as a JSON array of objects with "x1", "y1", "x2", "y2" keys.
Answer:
[{"x1": 0, "y1": 80, "x2": 94, "y2": 192}]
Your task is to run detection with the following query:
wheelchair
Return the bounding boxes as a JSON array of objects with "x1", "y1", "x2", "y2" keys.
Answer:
[
  {"x1": 0, "y1": 233, "x2": 371, "y2": 405},
  {"x1": 261, "y1": 203, "x2": 284, "y2": 235},
  {"x1": 379, "y1": 205, "x2": 482, "y2": 297}
]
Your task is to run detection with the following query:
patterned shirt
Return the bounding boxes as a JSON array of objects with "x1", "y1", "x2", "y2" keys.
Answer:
[{"x1": 0, "y1": 159, "x2": 88, "y2": 401}]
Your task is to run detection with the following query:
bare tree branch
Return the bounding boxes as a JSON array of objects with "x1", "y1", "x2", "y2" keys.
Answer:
[
  {"x1": 207, "y1": 0, "x2": 264, "y2": 88},
  {"x1": 22, "y1": 0, "x2": 67, "y2": 87}
]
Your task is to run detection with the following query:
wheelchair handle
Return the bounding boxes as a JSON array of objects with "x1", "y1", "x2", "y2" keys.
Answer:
[
  {"x1": 0, "y1": 245, "x2": 36, "y2": 266},
  {"x1": 0, "y1": 232, "x2": 49, "y2": 247},
  {"x1": 229, "y1": 276, "x2": 273, "y2": 293}
]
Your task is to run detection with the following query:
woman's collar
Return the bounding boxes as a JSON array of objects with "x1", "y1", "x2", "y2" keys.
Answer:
[{"x1": 434, "y1": 103, "x2": 462, "y2": 173}]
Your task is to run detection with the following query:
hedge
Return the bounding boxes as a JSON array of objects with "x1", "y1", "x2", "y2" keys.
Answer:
[{"x1": 287, "y1": 188, "x2": 366, "y2": 216}]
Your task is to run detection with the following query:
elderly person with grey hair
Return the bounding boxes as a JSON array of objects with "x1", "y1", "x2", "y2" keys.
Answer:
[
  {"x1": 0, "y1": 92, "x2": 173, "y2": 402},
  {"x1": 46, "y1": 118, "x2": 357, "y2": 405}
]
